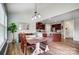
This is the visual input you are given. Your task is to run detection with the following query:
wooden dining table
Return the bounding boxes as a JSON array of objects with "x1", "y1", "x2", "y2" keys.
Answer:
[{"x1": 27, "y1": 37, "x2": 48, "y2": 44}]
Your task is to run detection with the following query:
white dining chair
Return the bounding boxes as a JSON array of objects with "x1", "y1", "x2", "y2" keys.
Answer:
[
  {"x1": 32, "y1": 42, "x2": 43, "y2": 55},
  {"x1": 45, "y1": 45, "x2": 49, "y2": 52}
]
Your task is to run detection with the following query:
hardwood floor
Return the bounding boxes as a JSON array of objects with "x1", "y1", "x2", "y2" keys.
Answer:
[
  {"x1": 6, "y1": 43, "x2": 32, "y2": 55},
  {"x1": 6, "y1": 39, "x2": 79, "y2": 55},
  {"x1": 48, "y1": 42, "x2": 79, "y2": 55},
  {"x1": 6, "y1": 43, "x2": 23, "y2": 55}
]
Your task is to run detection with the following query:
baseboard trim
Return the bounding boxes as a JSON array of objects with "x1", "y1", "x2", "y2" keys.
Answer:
[{"x1": 65, "y1": 37, "x2": 73, "y2": 40}]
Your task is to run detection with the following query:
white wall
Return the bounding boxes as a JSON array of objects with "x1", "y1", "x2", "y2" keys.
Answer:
[
  {"x1": 63, "y1": 17, "x2": 79, "y2": 41},
  {"x1": 8, "y1": 14, "x2": 36, "y2": 42},
  {"x1": 45, "y1": 24, "x2": 51, "y2": 36},
  {"x1": 63, "y1": 20, "x2": 74, "y2": 39},
  {"x1": 74, "y1": 18, "x2": 79, "y2": 41},
  {"x1": 8, "y1": 14, "x2": 36, "y2": 33},
  {"x1": 40, "y1": 4, "x2": 79, "y2": 20},
  {"x1": 45, "y1": 24, "x2": 51, "y2": 32}
]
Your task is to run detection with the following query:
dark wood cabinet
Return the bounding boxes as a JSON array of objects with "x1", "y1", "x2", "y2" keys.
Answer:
[
  {"x1": 51, "y1": 24, "x2": 61, "y2": 32},
  {"x1": 53, "y1": 34, "x2": 61, "y2": 42},
  {"x1": 50, "y1": 24, "x2": 61, "y2": 42},
  {"x1": 36, "y1": 22, "x2": 45, "y2": 32},
  {"x1": 43, "y1": 33, "x2": 47, "y2": 37}
]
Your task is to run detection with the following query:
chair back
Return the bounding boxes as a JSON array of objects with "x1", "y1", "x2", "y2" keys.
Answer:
[
  {"x1": 40, "y1": 41, "x2": 48, "y2": 51},
  {"x1": 20, "y1": 33, "x2": 27, "y2": 54}
]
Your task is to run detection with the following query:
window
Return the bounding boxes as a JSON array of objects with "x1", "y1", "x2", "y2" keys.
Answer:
[
  {"x1": 0, "y1": 4, "x2": 7, "y2": 51},
  {"x1": 0, "y1": 25, "x2": 4, "y2": 48}
]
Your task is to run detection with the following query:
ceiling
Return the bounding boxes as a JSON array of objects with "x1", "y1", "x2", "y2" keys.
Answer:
[
  {"x1": 6, "y1": 3, "x2": 51, "y2": 14},
  {"x1": 6, "y1": 3, "x2": 79, "y2": 23}
]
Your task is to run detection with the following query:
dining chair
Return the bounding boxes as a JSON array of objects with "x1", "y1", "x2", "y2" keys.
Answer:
[
  {"x1": 18, "y1": 33, "x2": 22, "y2": 42},
  {"x1": 32, "y1": 42, "x2": 43, "y2": 55},
  {"x1": 40, "y1": 40, "x2": 49, "y2": 52},
  {"x1": 32, "y1": 41, "x2": 49, "y2": 55},
  {"x1": 20, "y1": 33, "x2": 35, "y2": 55},
  {"x1": 20, "y1": 33, "x2": 27, "y2": 55}
]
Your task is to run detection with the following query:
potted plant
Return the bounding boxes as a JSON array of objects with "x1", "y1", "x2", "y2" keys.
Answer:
[{"x1": 8, "y1": 23, "x2": 17, "y2": 44}]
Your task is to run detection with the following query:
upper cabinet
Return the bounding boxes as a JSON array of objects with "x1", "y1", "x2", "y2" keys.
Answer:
[
  {"x1": 51, "y1": 24, "x2": 61, "y2": 32},
  {"x1": 36, "y1": 22, "x2": 45, "y2": 32}
]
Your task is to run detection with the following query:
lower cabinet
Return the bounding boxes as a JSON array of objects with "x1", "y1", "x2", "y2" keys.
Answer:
[{"x1": 53, "y1": 34, "x2": 61, "y2": 42}]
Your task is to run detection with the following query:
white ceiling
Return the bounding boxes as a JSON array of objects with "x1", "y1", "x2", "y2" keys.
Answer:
[
  {"x1": 6, "y1": 3, "x2": 79, "y2": 23},
  {"x1": 6, "y1": 3, "x2": 51, "y2": 14},
  {"x1": 42, "y1": 9, "x2": 79, "y2": 24}
]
